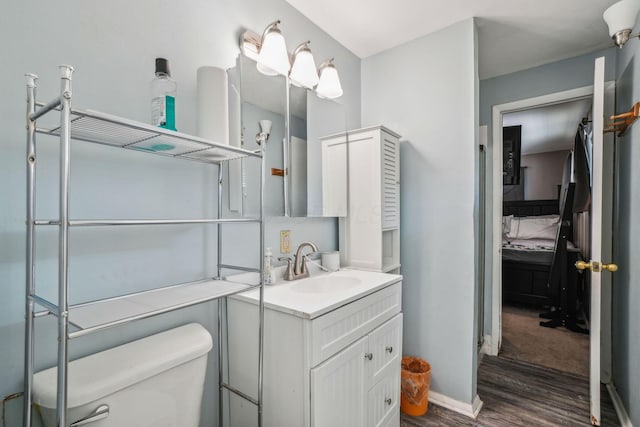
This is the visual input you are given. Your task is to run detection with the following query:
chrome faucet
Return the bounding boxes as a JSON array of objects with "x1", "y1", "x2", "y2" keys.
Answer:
[{"x1": 279, "y1": 242, "x2": 319, "y2": 281}]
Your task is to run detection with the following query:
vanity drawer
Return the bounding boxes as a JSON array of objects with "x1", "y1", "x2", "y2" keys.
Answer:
[{"x1": 310, "y1": 281, "x2": 402, "y2": 366}]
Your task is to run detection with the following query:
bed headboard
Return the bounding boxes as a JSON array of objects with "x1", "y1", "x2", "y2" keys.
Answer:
[{"x1": 503, "y1": 199, "x2": 559, "y2": 217}]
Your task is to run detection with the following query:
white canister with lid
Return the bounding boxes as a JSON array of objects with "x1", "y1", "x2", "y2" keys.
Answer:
[{"x1": 321, "y1": 251, "x2": 340, "y2": 272}]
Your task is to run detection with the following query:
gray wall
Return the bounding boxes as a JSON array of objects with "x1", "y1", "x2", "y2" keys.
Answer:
[
  {"x1": 612, "y1": 18, "x2": 640, "y2": 426},
  {"x1": 521, "y1": 150, "x2": 569, "y2": 200},
  {"x1": 479, "y1": 47, "x2": 618, "y2": 337},
  {"x1": 362, "y1": 19, "x2": 479, "y2": 404},
  {"x1": 0, "y1": 1, "x2": 360, "y2": 425}
]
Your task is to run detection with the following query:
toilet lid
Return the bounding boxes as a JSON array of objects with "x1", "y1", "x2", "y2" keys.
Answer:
[{"x1": 32, "y1": 323, "x2": 212, "y2": 408}]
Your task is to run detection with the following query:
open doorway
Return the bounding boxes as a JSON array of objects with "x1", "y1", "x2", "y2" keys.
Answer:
[
  {"x1": 499, "y1": 98, "x2": 592, "y2": 377},
  {"x1": 486, "y1": 83, "x2": 615, "y2": 381}
]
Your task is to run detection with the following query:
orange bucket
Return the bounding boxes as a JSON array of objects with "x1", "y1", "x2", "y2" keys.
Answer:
[{"x1": 400, "y1": 356, "x2": 431, "y2": 416}]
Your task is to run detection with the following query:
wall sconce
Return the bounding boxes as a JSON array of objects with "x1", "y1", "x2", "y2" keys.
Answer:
[
  {"x1": 603, "y1": 0, "x2": 640, "y2": 48},
  {"x1": 290, "y1": 42, "x2": 319, "y2": 89},
  {"x1": 240, "y1": 20, "x2": 343, "y2": 99},
  {"x1": 256, "y1": 20, "x2": 290, "y2": 76},
  {"x1": 316, "y1": 59, "x2": 343, "y2": 99}
]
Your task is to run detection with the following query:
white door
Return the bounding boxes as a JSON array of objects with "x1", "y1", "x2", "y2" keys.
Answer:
[
  {"x1": 310, "y1": 337, "x2": 367, "y2": 427},
  {"x1": 578, "y1": 56, "x2": 618, "y2": 426}
]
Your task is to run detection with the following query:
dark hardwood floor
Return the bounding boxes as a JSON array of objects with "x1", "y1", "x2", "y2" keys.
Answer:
[{"x1": 401, "y1": 356, "x2": 620, "y2": 426}]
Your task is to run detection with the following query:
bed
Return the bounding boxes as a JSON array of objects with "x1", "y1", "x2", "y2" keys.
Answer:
[
  {"x1": 501, "y1": 185, "x2": 582, "y2": 309},
  {"x1": 502, "y1": 200, "x2": 560, "y2": 306}
]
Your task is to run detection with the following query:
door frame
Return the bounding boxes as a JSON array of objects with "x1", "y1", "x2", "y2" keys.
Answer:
[{"x1": 486, "y1": 83, "x2": 615, "y2": 383}]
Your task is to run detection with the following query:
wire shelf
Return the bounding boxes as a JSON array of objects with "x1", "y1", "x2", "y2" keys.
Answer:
[
  {"x1": 31, "y1": 278, "x2": 259, "y2": 338},
  {"x1": 36, "y1": 108, "x2": 259, "y2": 163}
]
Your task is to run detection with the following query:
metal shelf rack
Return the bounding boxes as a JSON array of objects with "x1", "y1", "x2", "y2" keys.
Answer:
[{"x1": 23, "y1": 65, "x2": 266, "y2": 427}]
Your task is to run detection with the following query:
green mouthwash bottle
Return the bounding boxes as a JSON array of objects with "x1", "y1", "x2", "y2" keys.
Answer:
[{"x1": 151, "y1": 57, "x2": 176, "y2": 130}]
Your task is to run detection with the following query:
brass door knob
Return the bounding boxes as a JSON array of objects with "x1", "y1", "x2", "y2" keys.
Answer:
[
  {"x1": 575, "y1": 261, "x2": 593, "y2": 271},
  {"x1": 575, "y1": 260, "x2": 618, "y2": 272}
]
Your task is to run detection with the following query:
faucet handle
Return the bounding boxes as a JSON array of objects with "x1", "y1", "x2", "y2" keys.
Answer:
[{"x1": 278, "y1": 257, "x2": 295, "y2": 281}]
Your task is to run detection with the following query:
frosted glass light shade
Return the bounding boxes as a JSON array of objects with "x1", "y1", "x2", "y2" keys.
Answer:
[
  {"x1": 316, "y1": 60, "x2": 343, "y2": 99},
  {"x1": 290, "y1": 43, "x2": 319, "y2": 89},
  {"x1": 603, "y1": 0, "x2": 640, "y2": 46},
  {"x1": 257, "y1": 22, "x2": 290, "y2": 76}
]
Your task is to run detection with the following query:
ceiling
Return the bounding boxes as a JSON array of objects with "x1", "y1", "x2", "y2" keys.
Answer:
[
  {"x1": 283, "y1": 0, "x2": 617, "y2": 79},
  {"x1": 503, "y1": 98, "x2": 592, "y2": 155}
]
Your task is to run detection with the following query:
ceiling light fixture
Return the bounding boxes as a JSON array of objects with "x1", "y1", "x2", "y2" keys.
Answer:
[
  {"x1": 256, "y1": 20, "x2": 290, "y2": 76},
  {"x1": 603, "y1": 0, "x2": 640, "y2": 48},
  {"x1": 315, "y1": 59, "x2": 343, "y2": 99},
  {"x1": 289, "y1": 41, "x2": 319, "y2": 89}
]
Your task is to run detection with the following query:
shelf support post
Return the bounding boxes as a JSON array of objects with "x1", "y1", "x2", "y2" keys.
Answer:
[
  {"x1": 56, "y1": 64, "x2": 74, "y2": 427},
  {"x1": 23, "y1": 73, "x2": 38, "y2": 427},
  {"x1": 258, "y1": 131, "x2": 266, "y2": 427},
  {"x1": 217, "y1": 162, "x2": 224, "y2": 427}
]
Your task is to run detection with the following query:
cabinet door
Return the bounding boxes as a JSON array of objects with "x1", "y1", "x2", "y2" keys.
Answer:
[
  {"x1": 367, "y1": 313, "x2": 403, "y2": 387},
  {"x1": 346, "y1": 131, "x2": 383, "y2": 270},
  {"x1": 321, "y1": 136, "x2": 348, "y2": 217},
  {"x1": 310, "y1": 337, "x2": 367, "y2": 427},
  {"x1": 381, "y1": 132, "x2": 399, "y2": 230}
]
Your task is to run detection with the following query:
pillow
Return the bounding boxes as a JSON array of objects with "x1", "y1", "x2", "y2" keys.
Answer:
[
  {"x1": 502, "y1": 215, "x2": 514, "y2": 235},
  {"x1": 507, "y1": 215, "x2": 560, "y2": 240}
]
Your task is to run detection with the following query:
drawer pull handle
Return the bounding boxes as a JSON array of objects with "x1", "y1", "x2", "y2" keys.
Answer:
[
  {"x1": 364, "y1": 353, "x2": 373, "y2": 361},
  {"x1": 385, "y1": 398, "x2": 392, "y2": 405},
  {"x1": 386, "y1": 346, "x2": 393, "y2": 354}
]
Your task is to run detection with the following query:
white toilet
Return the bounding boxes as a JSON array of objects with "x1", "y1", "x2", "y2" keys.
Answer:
[{"x1": 33, "y1": 323, "x2": 212, "y2": 427}]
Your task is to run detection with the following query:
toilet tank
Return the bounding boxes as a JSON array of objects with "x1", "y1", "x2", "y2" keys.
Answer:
[{"x1": 33, "y1": 323, "x2": 212, "y2": 427}]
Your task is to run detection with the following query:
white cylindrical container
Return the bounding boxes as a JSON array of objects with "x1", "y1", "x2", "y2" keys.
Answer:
[
  {"x1": 321, "y1": 251, "x2": 340, "y2": 272},
  {"x1": 196, "y1": 66, "x2": 229, "y2": 144}
]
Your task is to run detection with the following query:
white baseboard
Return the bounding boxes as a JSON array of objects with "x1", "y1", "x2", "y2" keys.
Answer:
[
  {"x1": 606, "y1": 383, "x2": 633, "y2": 427},
  {"x1": 429, "y1": 391, "x2": 483, "y2": 419},
  {"x1": 480, "y1": 335, "x2": 495, "y2": 356}
]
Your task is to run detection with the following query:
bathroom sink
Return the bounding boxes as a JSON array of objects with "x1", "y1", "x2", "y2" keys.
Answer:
[
  {"x1": 290, "y1": 275, "x2": 361, "y2": 294},
  {"x1": 230, "y1": 268, "x2": 402, "y2": 319}
]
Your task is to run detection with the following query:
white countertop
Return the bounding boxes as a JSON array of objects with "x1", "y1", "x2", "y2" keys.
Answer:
[{"x1": 228, "y1": 268, "x2": 402, "y2": 319}]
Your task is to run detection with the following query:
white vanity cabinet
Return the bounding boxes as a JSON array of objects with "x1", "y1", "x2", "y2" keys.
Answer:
[{"x1": 226, "y1": 273, "x2": 402, "y2": 427}]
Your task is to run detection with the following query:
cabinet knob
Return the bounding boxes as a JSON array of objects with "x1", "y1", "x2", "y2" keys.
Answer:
[
  {"x1": 385, "y1": 346, "x2": 393, "y2": 354},
  {"x1": 364, "y1": 352, "x2": 373, "y2": 361},
  {"x1": 385, "y1": 398, "x2": 392, "y2": 405}
]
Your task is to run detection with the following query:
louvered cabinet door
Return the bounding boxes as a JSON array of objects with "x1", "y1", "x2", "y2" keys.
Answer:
[{"x1": 381, "y1": 132, "x2": 399, "y2": 230}]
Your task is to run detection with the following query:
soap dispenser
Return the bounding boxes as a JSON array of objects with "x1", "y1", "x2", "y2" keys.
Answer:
[{"x1": 264, "y1": 247, "x2": 274, "y2": 284}]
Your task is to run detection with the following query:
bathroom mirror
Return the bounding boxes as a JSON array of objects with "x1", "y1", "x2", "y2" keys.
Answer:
[{"x1": 226, "y1": 54, "x2": 347, "y2": 218}]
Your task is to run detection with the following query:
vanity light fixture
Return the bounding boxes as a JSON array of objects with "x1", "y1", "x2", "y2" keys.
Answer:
[
  {"x1": 289, "y1": 41, "x2": 319, "y2": 89},
  {"x1": 315, "y1": 58, "x2": 343, "y2": 99},
  {"x1": 256, "y1": 20, "x2": 290, "y2": 76},
  {"x1": 603, "y1": 0, "x2": 640, "y2": 47},
  {"x1": 240, "y1": 21, "x2": 344, "y2": 99}
]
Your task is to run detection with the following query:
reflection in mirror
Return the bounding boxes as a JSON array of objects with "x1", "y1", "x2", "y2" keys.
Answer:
[
  {"x1": 226, "y1": 53, "x2": 347, "y2": 218},
  {"x1": 229, "y1": 54, "x2": 291, "y2": 217},
  {"x1": 305, "y1": 94, "x2": 347, "y2": 217},
  {"x1": 288, "y1": 84, "x2": 308, "y2": 216}
]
